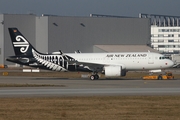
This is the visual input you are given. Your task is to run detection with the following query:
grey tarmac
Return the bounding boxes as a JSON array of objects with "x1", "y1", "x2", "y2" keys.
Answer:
[{"x1": 0, "y1": 76, "x2": 180, "y2": 97}]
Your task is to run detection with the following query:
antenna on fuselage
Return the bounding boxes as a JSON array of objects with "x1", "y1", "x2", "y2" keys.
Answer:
[{"x1": 75, "y1": 50, "x2": 81, "y2": 53}]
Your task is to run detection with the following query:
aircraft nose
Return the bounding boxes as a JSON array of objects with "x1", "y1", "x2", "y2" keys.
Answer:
[{"x1": 166, "y1": 60, "x2": 174, "y2": 67}]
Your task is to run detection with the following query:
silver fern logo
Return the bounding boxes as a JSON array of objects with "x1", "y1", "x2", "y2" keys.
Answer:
[
  {"x1": 13, "y1": 35, "x2": 29, "y2": 53},
  {"x1": 32, "y1": 49, "x2": 68, "y2": 71}
]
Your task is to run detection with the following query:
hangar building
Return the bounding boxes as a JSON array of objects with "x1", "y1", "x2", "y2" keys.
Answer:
[{"x1": 0, "y1": 14, "x2": 151, "y2": 65}]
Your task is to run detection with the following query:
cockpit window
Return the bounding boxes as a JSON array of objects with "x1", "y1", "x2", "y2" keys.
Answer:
[{"x1": 159, "y1": 56, "x2": 170, "y2": 60}]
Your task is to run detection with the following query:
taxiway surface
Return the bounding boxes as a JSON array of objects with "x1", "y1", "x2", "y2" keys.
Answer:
[{"x1": 0, "y1": 76, "x2": 180, "y2": 97}]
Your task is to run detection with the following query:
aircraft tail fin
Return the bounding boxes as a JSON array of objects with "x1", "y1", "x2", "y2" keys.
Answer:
[{"x1": 8, "y1": 28, "x2": 36, "y2": 56}]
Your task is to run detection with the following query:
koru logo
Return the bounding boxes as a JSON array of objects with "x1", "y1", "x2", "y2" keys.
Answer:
[{"x1": 13, "y1": 35, "x2": 29, "y2": 53}]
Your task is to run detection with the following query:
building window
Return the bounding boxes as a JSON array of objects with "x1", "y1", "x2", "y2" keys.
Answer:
[
  {"x1": 158, "y1": 34, "x2": 164, "y2": 37},
  {"x1": 158, "y1": 45, "x2": 165, "y2": 48},
  {"x1": 151, "y1": 40, "x2": 158, "y2": 43},
  {"x1": 174, "y1": 40, "x2": 179, "y2": 42},
  {"x1": 168, "y1": 34, "x2": 174, "y2": 37},
  {"x1": 151, "y1": 34, "x2": 157, "y2": 37},
  {"x1": 174, "y1": 45, "x2": 180, "y2": 48},
  {"x1": 169, "y1": 29, "x2": 173, "y2": 32},
  {"x1": 158, "y1": 40, "x2": 164, "y2": 42},
  {"x1": 168, "y1": 40, "x2": 174, "y2": 42},
  {"x1": 169, "y1": 45, "x2": 175, "y2": 48},
  {"x1": 159, "y1": 50, "x2": 164, "y2": 53},
  {"x1": 174, "y1": 50, "x2": 180, "y2": 54},
  {"x1": 164, "y1": 29, "x2": 169, "y2": 32},
  {"x1": 159, "y1": 29, "x2": 180, "y2": 32},
  {"x1": 152, "y1": 40, "x2": 158, "y2": 43},
  {"x1": 160, "y1": 29, "x2": 169, "y2": 32}
]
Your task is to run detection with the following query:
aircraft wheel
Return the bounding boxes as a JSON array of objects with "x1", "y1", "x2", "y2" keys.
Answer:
[
  {"x1": 90, "y1": 75, "x2": 99, "y2": 80},
  {"x1": 94, "y1": 74, "x2": 99, "y2": 80},
  {"x1": 158, "y1": 76, "x2": 162, "y2": 80},
  {"x1": 90, "y1": 75, "x2": 95, "y2": 80}
]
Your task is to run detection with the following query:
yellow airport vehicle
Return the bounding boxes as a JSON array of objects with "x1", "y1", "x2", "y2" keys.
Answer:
[
  {"x1": 0, "y1": 64, "x2": 8, "y2": 68},
  {"x1": 143, "y1": 72, "x2": 174, "y2": 80},
  {"x1": 0, "y1": 64, "x2": 4, "y2": 68}
]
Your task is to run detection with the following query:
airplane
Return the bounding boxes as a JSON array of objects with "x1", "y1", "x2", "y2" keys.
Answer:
[{"x1": 7, "y1": 28, "x2": 174, "y2": 80}]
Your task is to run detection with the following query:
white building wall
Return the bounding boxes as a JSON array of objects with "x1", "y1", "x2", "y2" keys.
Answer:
[{"x1": 151, "y1": 26, "x2": 180, "y2": 54}]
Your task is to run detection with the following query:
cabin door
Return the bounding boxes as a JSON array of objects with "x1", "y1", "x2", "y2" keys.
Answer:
[{"x1": 148, "y1": 54, "x2": 154, "y2": 64}]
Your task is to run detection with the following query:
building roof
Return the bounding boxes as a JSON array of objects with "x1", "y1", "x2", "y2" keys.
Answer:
[
  {"x1": 139, "y1": 13, "x2": 180, "y2": 27},
  {"x1": 94, "y1": 45, "x2": 159, "y2": 53}
]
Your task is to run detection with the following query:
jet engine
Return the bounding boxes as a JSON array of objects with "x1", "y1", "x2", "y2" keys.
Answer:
[{"x1": 104, "y1": 65, "x2": 126, "y2": 77}]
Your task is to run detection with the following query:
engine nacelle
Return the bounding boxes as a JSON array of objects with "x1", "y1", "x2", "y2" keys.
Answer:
[{"x1": 104, "y1": 65, "x2": 126, "y2": 77}]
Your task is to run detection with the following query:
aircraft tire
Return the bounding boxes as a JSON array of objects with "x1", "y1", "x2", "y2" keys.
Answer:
[
  {"x1": 158, "y1": 75, "x2": 162, "y2": 80},
  {"x1": 94, "y1": 74, "x2": 99, "y2": 80},
  {"x1": 90, "y1": 75, "x2": 95, "y2": 80},
  {"x1": 90, "y1": 75, "x2": 99, "y2": 80}
]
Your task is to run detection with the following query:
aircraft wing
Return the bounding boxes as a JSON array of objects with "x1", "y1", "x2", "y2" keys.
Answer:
[{"x1": 68, "y1": 60, "x2": 124, "y2": 72}]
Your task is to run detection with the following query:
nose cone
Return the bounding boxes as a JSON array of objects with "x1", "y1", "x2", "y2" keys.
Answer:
[{"x1": 167, "y1": 60, "x2": 174, "y2": 68}]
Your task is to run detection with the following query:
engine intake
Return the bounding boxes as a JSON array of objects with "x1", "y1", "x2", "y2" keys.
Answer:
[{"x1": 104, "y1": 65, "x2": 126, "y2": 77}]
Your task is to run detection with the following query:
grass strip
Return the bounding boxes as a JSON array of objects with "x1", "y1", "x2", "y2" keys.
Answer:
[{"x1": 0, "y1": 96, "x2": 180, "y2": 120}]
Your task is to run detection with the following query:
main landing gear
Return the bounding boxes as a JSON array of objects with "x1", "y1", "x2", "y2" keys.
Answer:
[{"x1": 90, "y1": 74, "x2": 99, "y2": 80}]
